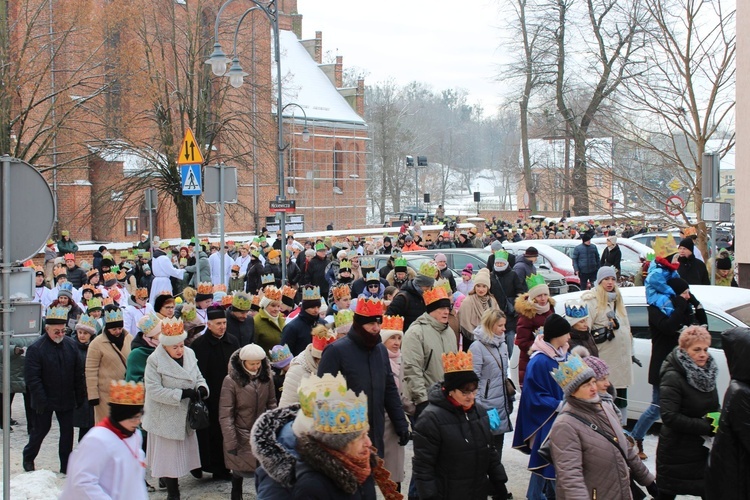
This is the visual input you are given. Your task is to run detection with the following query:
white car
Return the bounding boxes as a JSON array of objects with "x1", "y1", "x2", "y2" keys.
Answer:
[{"x1": 548, "y1": 285, "x2": 750, "y2": 419}]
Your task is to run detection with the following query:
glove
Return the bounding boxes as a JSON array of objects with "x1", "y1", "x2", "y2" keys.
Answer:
[
  {"x1": 398, "y1": 430, "x2": 411, "y2": 446},
  {"x1": 88, "y1": 399, "x2": 99, "y2": 407},
  {"x1": 632, "y1": 355, "x2": 643, "y2": 367},
  {"x1": 181, "y1": 388, "x2": 198, "y2": 400},
  {"x1": 198, "y1": 386, "x2": 208, "y2": 400},
  {"x1": 414, "y1": 401, "x2": 428, "y2": 420},
  {"x1": 688, "y1": 293, "x2": 701, "y2": 308},
  {"x1": 646, "y1": 480, "x2": 659, "y2": 497}
]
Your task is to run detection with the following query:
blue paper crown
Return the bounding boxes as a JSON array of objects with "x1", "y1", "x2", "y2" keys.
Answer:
[
  {"x1": 365, "y1": 271, "x2": 380, "y2": 283},
  {"x1": 46, "y1": 305, "x2": 70, "y2": 322},
  {"x1": 302, "y1": 286, "x2": 321, "y2": 301},
  {"x1": 59, "y1": 282, "x2": 73, "y2": 292},
  {"x1": 104, "y1": 308, "x2": 124, "y2": 324},
  {"x1": 76, "y1": 314, "x2": 99, "y2": 333},
  {"x1": 360, "y1": 257, "x2": 376, "y2": 269},
  {"x1": 551, "y1": 354, "x2": 592, "y2": 390},
  {"x1": 138, "y1": 312, "x2": 161, "y2": 336},
  {"x1": 564, "y1": 302, "x2": 589, "y2": 319},
  {"x1": 261, "y1": 273, "x2": 275, "y2": 285},
  {"x1": 313, "y1": 393, "x2": 369, "y2": 434}
]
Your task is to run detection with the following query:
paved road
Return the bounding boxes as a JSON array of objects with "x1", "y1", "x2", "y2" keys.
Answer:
[{"x1": 2, "y1": 395, "x2": 700, "y2": 499}]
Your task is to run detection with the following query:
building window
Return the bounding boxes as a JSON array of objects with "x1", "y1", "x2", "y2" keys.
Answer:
[
  {"x1": 594, "y1": 174, "x2": 603, "y2": 188},
  {"x1": 554, "y1": 173, "x2": 563, "y2": 188},
  {"x1": 125, "y1": 218, "x2": 138, "y2": 236},
  {"x1": 333, "y1": 142, "x2": 343, "y2": 190},
  {"x1": 111, "y1": 190, "x2": 124, "y2": 201}
]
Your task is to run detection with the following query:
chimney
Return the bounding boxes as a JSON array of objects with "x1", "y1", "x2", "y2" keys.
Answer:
[
  {"x1": 335, "y1": 56, "x2": 343, "y2": 88},
  {"x1": 314, "y1": 31, "x2": 322, "y2": 64},
  {"x1": 356, "y1": 78, "x2": 365, "y2": 117}
]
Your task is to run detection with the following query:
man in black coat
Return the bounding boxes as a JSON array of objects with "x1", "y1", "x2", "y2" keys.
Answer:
[
  {"x1": 191, "y1": 306, "x2": 240, "y2": 479},
  {"x1": 385, "y1": 270, "x2": 435, "y2": 332},
  {"x1": 225, "y1": 291, "x2": 254, "y2": 347},
  {"x1": 628, "y1": 277, "x2": 707, "y2": 459},
  {"x1": 676, "y1": 238, "x2": 710, "y2": 285},
  {"x1": 63, "y1": 254, "x2": 88, "y2": 289},
  {"x1": 280, "y1": 286, "x2": 324, "y2": 356},
  {"x1": 23, "y1": 307, "x2": 86, "y2": 473},
  {"x1": 318, "y1": 299, "x2": 410, "y2": 458},
  {"x1": 304, "y1": 244, "x2": 330, "y2": 301},
  {"x1": 244, "y1": 253, "x2": 265, "y2": 294},
  {"x1": 488, "y1": 249, "x2": 526, "y2": 356}
]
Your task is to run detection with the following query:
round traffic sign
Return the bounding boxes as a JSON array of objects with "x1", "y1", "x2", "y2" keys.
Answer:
[
  {"x1": 665, "y1": 195, "x2": 684, "y2": 216},
  {"x1": 0, "y1": 157, "x2": 56, "y2": 262}
]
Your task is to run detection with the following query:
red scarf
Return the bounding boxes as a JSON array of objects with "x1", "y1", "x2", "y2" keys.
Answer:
[
  {"x1": 96, "y1": 417, "x2": 146, "y2": 468},
  {"x1": 446, "y1": 393, "x2": 475, "y2": 411},
  {"x1": 320, "y1": 444, "x2": 403, "y2": 500}
]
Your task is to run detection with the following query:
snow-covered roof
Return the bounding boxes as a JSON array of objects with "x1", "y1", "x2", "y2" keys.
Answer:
[
  {"x1": 89, "y1": 142, "x2": 166, "y2": 176},
  {"x1": 276, "y1": 30, "x2": 365, "y2": 126}
]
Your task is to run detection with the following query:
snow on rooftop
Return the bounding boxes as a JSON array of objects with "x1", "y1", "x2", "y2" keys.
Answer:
[
  {"x1": 89, "y1": 142, "x2": 166, "y2": 175},
  {"x1": 276, "y1": 30, "x2": 365, "y2": 125}
]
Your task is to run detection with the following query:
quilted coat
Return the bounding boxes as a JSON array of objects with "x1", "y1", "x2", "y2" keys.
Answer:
[
  {"x1": 549, "y1": 397, "x2": 654, "y2": 499},
  {"x1": 514, "y1": 294, "x2": 555, "y2": 386},
  {"x1": 219, "y1": 350, "x2": 277, "y2": 474},
  {"x1": 142, "y1": 344, "x2": 208, "y2": 441}
]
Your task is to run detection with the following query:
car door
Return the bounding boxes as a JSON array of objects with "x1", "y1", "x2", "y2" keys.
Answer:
[
  {"x1": 625, "y1": 304, "x2": 652, "y2": 416},
  {"x1": 452, "y1": 252, "x2": 486, "y2": 273}
]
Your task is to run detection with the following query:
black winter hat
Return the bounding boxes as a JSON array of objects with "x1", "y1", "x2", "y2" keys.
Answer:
[
  {"x1": 543, "y1": 313, "x2": 571, "y2": 342},
  {"x1": 716, "y1": 257, "x2": 732, "y2": 270},
  {"x1": 678, "y1": 237, "x2": 695, "y2": 253},
  {"x1": 667, "y1": 277, "x2": 689, "y2": 296}
]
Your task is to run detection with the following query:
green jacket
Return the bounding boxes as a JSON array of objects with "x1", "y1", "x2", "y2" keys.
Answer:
[
  {"x1": 125, "y1": 345, "x2": 155, "y2": 384},
  {"x1": 0, "y1": 335, "x2": 39, "y2": 393},
  {"x1": 402, "y1": 312, "x2": 458, "y2": 406},
  {"x1": 253, "y1": 308, "x2": 286, "y2": 355},
  {"x1": 56, "y1": 238, "x2": 79, "y2": 255}
]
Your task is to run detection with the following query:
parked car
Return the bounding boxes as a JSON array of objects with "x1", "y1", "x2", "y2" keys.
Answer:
[
  {"x1": 411, "y1": 247, "x2": 569, "y2": 296},
  {"x1": 631, "y1": 228, "x2": 732, "y2": 253},
  {"x1": 547, "y1": 285, "x2": 750, "y2": 419},
  {"x1": 500, "y1": 242, "x2": 580, "y2": 291}
]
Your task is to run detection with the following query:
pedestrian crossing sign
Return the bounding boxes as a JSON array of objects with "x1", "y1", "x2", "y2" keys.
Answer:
[{"x1": 181, "y1": 164, "x2": 202, "y2": 196}]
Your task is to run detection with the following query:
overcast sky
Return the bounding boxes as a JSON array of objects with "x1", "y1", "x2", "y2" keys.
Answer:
[{"x1": 296, "y1": 0, "x2": 511, "y2": 117}]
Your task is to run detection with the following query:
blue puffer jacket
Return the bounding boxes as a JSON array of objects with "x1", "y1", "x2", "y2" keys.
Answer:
[
  {"x1": 645, "y1": 259, "x2": 680, "y2": 316},
  {"x1": 572, "y1": 243, "x2": 600, "y2": 274}
]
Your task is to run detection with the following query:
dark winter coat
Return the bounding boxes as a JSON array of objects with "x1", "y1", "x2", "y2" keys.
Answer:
[
  {"x1": 219, "y1": 351, "x2": 277, "y2": 474},
  {"x1": 413, "y1": 383, "x2": 507, "y2": 500},
  {"x1": 317, "y1": 324, "x2": 409, "y2": 457},
  {"x1": 57, "y1": 238, "x2": 79, "y2": 256},
  {"x1": 281, "y1": 309, "x2": 325, "y2": 356},
  {"x1": 385, "y1": 279, "x2": 425, "y2": 331},
  {"x1": 284, "y1": 260, "x2": 301, "y2": 287},
  {"x1": 514, "y1": 294, "x2": 555, "y2": 386},
  {"x1": 0, "y1": 335, "x2": 36, "y2": 394},
  {"x1": 657, "y1": 348, "x2": 719, "y2": 497},
  {"x1": 489, "y1": 268, "x2": 525, "y2": 332},
  {"x1": 292, "y1": 435, "x2": 377, "y2": 500},
  {"x1": 66, "y1": 265, "x2": 88, "y2": 289},
  {"x1": 600, "y1": 244, "x2": 622, "y2": 273},
  {"x1": 512, "y1": 256, "x2": 536, "y2": 282},
  {"x1": 244, "y1": 259, "x2": 265, "y2": 294},
  {"x1": 572, "y1": 242, "x2": 600, "y2": 274},
  {"x1": 225, "y1": 307, "x2": 255, "y2": 347},
  {"x1": 304, "y1": 255, "x2": 330, "y2": 300},
  {"x1": 25, "y1": 334, "x2": 85, "y2": 412},
  {"x1": 706, "y1": 327, "x2": 750, "y2": 500},
  {"x1": 263, "y1": 262, "x2": 283, "y2": 288},
  {"x1": 647, "y1": 295, "x2": 706, "y2": 386},
  {"x1": 72, "y1": 336, "x2": 95, "y2": 429},
  {"x1": 677, "y1": 254, "x2": 710, "y2": 285},
  {"x1": 252, "y1": 405, "x2": 301, "y2": 499}
]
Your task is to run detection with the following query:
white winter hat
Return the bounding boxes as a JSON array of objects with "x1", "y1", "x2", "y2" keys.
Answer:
[{"x1": 239, "y1": 343, "x2": 266, "y2": 361}]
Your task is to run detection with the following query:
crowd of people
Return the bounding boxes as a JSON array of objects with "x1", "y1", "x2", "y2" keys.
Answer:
[{"x1": 0, "y1": 217, "x2": 743, "y2": 500}]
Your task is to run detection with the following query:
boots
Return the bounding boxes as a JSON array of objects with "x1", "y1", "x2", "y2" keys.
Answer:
[
  {"x1": 636, "y1": 439, "x2": 647, "y2": 460},
  {"x1": 163, "y1": 477, "x2": 180, "y2": 500},
  {"x1": 231, "y1": 476, "x2": 243, "y2": 500}
]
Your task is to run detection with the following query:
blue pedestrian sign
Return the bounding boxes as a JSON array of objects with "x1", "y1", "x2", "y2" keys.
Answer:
[{"x1": 181, "y1": 164, "x2": 202, "y2": 196}]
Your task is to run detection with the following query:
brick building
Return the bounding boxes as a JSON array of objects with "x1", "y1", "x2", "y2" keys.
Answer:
[{"x1": 16, "y1": 0, "x2": 367, "y2": 243}]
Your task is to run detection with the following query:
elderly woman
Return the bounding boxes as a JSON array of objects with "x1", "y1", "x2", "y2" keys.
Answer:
[
  {"x1": 457, "y1": 268, "x2": 499, "y2": 351},
  {"x1": 143, "y1": 318, "x2": 208, "y2": 500},
  {"x1": 413, "y1": 351, "x2": 508, "y2": 499},
  {"x1": 656, "y1": 326, "x2": 719, "y2": 499},
  {"x1": 548, "y1": 355, "x2": 657, "y2": 499},
  {"x1": 581, "y1": 266, "x2": 633, "y2": 423},
  {"x1": 86, "y1": 307, "x2": 132, "y2": 422},
  {"x1": 153, "y1": 293, "x2": 176, "y2": 320},
  {"x1": 253, "y1": 286, "x2": 285, "y2": 354}
]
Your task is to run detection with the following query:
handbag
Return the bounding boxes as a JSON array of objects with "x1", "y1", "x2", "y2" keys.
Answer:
[
  {"x1": 491, "y1": 274, "x2": 515, "y2": 316},
  {"x1": 563, "y1": 412, "x2": 647, "y2": 500},
  {"x1": 187, "y1": 397, "x2": 210, "y2": 430}
]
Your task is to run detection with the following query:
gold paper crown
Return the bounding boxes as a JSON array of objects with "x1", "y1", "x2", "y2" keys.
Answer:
[
  {"x1": 435, "y1": 278, "x2": 453, "y2": 297},
  {"x1": 213, "y1": 284, "x2": 227, "y2": 293},
  {"x1": 261, "y1": 273, "x2": 276, "y2": 285},
  {"x1": 332, "y1": 284, "x2": 351, "y2": 300},
  {"x1": 102, "y1": 297, "x2": 115, "y2": 306},
  {"x1": 418, "y1": 260, "x2": 439, "y2": 278},
  {"x1": 34, "y1": 265, "x2": 44, "y2": 274},
  {"x1": 381, "y1": 315, "x2": 404, "y2": 332},
  {"x1": 81, "y1": 284, "x2": 95, "y2": 293},
  {"x1": 313, "y1": 388, "x2": 368, "y2": 434},
  {"x1": 282, "y1": 285, "x2": 297, "y2": 299},
  {"x1": 116, "y1": 269, "x2": 127, "y2": 280},
  {"x1": 161, "y1": 317, "x2": 185, "y2": 336},
  {"x1": 423, "y1": 286, "x2": 449, "y2": 306},
  {"x1": 86, "y1": 297, "x2": 103, "y2": 310},
  {"x1": 102, "y1": 272, "x2": 116, "y2": 282},
  {"x1": 298, "y1": 373, "x2": 349, "y2": 419},
  {"x1": 197, "y1": 282, "x2": 213, "y2": 295},
  {"x1": 54, "y1": 267, "x2": 68, "y2": 277},
  {"x1": 231, "y1": 291, "x2": 252, "y2": 310},
  {"x1": 263, "y1": 285, "x2": 282, "y2": 302},
  {"x1": 135, "y1": 288, "x2": 149, "y2": 299},
  {"x1": 301, "y1": 285, "x2": 321, "y2": 301},
  {"x1": 442, "y1": 351, "x2": 474, "y2": 374},
  {"x1": 339, "y1": 259, "x2": 352, "y2": 271},
  {"x1": 109, "y1": 380, "x2": 145, "y2": 405},
  {"x1": 46, "y1": 305, "x2": 71, "y2": 322},
  {"x1": 334, "y1": 309, "x2": 354, "y2": 327}
]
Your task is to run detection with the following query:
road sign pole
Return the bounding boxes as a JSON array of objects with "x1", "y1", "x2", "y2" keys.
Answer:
[
  {"x1": 219, "y1": 163, "x2": 225, "y2": 286},
  {"x1": 193, "y1": 195, "x2": 201, "y2": 284},
  {"x1": 711, "y1": 222, "x2": 716, "y2": 286},
  {"x1": 2, "y1": 156, "x2": 12, "y2": 500},
  {"x1": 147, "y1": 189, "x2": 154, "y2": 254}
]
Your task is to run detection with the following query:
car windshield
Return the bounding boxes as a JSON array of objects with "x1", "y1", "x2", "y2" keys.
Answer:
[{"x1": 727, "y1": 304, "x2": 750, "y2": 327}]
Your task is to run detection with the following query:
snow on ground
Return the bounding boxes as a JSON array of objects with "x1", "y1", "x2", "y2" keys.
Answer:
[{"x1": 0, "y1": 470, "x2": 61, "y2": 499}]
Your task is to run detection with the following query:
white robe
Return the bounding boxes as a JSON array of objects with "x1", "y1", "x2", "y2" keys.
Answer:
[
  {"x1": 60, "y1": 426, "x2": 148, "y2": 500},
  {"x1": 234, "y1": 254, "x2": 252, "y2": 276},
  {"x1": 33, "y1": 286, "x2": 54, "y2": 311},
  {"x1": 148, "y1": 255, "x2": 185, "y2": 305},
  {"x1": 208, "y1": 251, "x2": 233, "y2": 286},
  {"x1": 123, "y1": 303, "x2": 155, "y2": 337}
]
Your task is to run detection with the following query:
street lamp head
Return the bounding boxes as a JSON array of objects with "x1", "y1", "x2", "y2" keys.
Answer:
[
  {"x1": 227, "y1": 58, "x2": 249, "y2": 88},
  {"x1": 301, "y1": 127, "x2": 310, "y2": 143},
  {"x1": 205, "y1": 43, "x2": 230, "y2": 77}
]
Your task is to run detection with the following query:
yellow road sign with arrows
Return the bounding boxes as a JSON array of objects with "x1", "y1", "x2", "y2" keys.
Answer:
[{"x1": 177, "y1": 128, "x2": 204, "y2": 165}]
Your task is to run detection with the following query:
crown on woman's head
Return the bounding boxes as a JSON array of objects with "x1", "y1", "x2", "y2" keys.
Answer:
[
  {"x1": 564, "y1": 301, "x2": 589, "y2": 319},
  {"x1": 102, "y1": 272, "x2": 116, "y2": 282},
  {"x1": 442, "y1": 351, "x2": 473, "y2": 374},
  {"x1": 161, "y1": 317, "x2": 185, "y2": 336},
  {"x1": 110, "y1": 380, "x2": 145, "y2": 405},
  {"x1": 360, "y1": 257, "x2": 376, "y2": 269},
  {"x1": 302, "y1": 285, "x2": 321, "y2": 301},
  {"x1": 138, "y1": 312, "x2": 161, "y2": 337},
  {"x1": 104, "y1": 308, "x2": 123, "y2": 323},
  {"x1": 263, "y1": 286, "x2": 282, "y2": 302},
  {"x1": 365, "y1": 271, "x2": 380, "y2": 283},
  {"x1": 76, "y1": 314, "x2": 98, "y2": 333},
  {"x1": 87, "y1": 297, "x2": 103, "y2": 310},
  {"x1": 59, "y1": 282, "x2": 73, "y2": 292},
  {"x1": 551, "y1": 354, "x2": 595, "y2": 395},
  {"x1": 298, "y1": 373, "x2": 348, "y2": 418},
  {"x1": 261, "y1": 273, "x2": 276, "y2": 285},
  {"x1": 434, "y1": 278, "x2": 452, "y2": 296},
  {"x1": 526, "y1": 273, "x2": 547, "y2": 289},
  {"x1": 102, "y1": 297, "x2": 115, "y2": 306},
  {"x1": 313, "y1": 389, "x2": 368, "y2": 434},
  {"x1": 81, "y1": 284, "x2": 95, "y2": 293},
  {"x1": 332, "y1": 284, "x2": 351, "y2": 300},
  {"x1": 135, "y1": 288, "x2": 149, "y2": 299},
  {"x1": 282, "y1": 285, "x2": 297, "y2": 299},
  {"x1": 381, "y1": 315, "x2": 404, "y2": 332},
  {"x1": 180, "y1": 302, "x2": 197, "y2": 321},
  {"x1": 213, "y1": 284, "x2": 227, "y2": 293},
  {"x1": 54, "y1": 267, "x2": 68, "y2": 277}
]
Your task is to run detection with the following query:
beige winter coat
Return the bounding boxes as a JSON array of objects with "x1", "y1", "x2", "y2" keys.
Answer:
[
  {"x1": 550, "y1": 398, "x2": 654, "y2": 499},
  {"x1": 402, "y1": 312, "x2": 457, "y2": 406},
  {"x1": 582, "y1": 290, "x2": 633, "y2": 389},
  {"x1": 142, "y1": 344, "x2": 208, "y2": 441},
  {"x1": 86, "y1": 331, "x2": 132, "y2": 422}
]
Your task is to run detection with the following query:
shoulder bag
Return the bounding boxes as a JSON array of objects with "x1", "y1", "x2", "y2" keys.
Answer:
[{"x1": 187, "y1": 396, "x2": 210, "y2": 430}]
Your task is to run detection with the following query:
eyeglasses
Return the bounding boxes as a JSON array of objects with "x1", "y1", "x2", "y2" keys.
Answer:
[
  {"x1": 49, "y1": 328, "x2": 66, "y2": 335},
  {"x1": 368, "y1": 284, "x2": 380, "y2": 289}
]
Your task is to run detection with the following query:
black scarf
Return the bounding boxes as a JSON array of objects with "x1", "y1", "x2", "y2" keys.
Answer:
[
  {"x1": 350, "y1": 323, "x2": 381, "y2": 350},
  {"x1": 106, "y1": 330, "x2": 125, "y2": 350}
]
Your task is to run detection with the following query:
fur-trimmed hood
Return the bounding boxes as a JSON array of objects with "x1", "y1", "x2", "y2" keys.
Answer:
[
  {"x1": 251, "y1": 404, "x2": 300, "y2": 488},
  {"x1": 296, "y1": 434, "x2": 378, "y2": 495},
  {"x1": 228, "y1": 349, "x2": 271, "y2": 386},
  {"x1": 514, "y1": 293, "x2": 556, "y2": 319}
]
